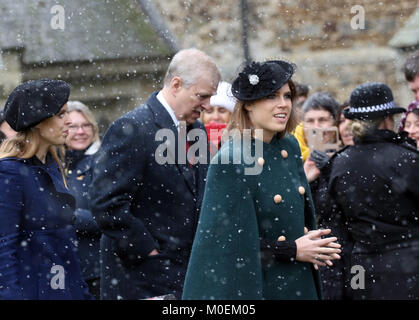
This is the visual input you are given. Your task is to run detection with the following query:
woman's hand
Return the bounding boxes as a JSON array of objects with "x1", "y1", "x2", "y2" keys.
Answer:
[
  {"x1": 303, "y1": 158, "x2": 321, "y2": 183},
  {"x1": 307, "y1": 228, "x2": 342, "y2": 270},
  {"x1": 295, "y1": 229, "x2": 341, "y2": 267}
]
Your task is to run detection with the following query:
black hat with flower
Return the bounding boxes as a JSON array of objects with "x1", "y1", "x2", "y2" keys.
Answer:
[{"x1": 231, "y1": 60, "x2": 296, "y2": 101}]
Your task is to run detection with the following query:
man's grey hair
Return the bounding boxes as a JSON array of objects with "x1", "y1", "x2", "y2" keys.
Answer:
[
  {"x1": 163, "y1": 48, "x2": 221, "y2": 88},
  {"x1": 302, "y1": 92, "x2": 339, "y2": 120}
]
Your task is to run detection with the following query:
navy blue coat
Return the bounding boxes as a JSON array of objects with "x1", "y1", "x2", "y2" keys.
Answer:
[
  {"x1": 0, "y1": 155, "x2": 91, "y2": 299},
  {"x1": 89, "y1": 92, "x2": 209, "y2": 300},
  {"x1": 66, "y1": 148, "x2": 101, "y2": 281}
]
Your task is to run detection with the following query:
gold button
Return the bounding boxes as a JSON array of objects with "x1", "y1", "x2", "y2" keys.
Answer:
[
  {"x1": 278, "y1": 236, "x2": 286, "y2": 241},
  {"x1": 298, "y1": 186, "x2": 306, "y2": 195},
  {"x1": 281, "y1": 150, "x2": 288, "y2": 158},
  {"x1": 304, "y1": 227, "x2": 309, "y2": 234},
  {"x1": 257, "y1": 157, "x2": 265, "y2": 166},
  {"x1": 274, "y1": 194, "x2": 282, "y2": 203}
]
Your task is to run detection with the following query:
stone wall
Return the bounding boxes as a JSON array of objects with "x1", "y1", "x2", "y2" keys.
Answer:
[
  {"x1": 1, "y1": 1, "x2": 417, "y2": 123},
  {"x1": 0, "y1": 52, "x2": 168, "y2": 135},
  {"x1": 20, "y1": 56, "x2": 169, "y2": 134},
  {"x1": 0, "y1": 50, "x2": 22, "y2": 109},
  {"x1": 154, "y1": 0, "x2": 418, "y2": 106},
  {"x1": 0, "y1": 0, "x2": 173, "y2": 129}
]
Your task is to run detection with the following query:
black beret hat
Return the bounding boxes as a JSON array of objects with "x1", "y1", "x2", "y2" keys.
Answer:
[
  {"x1": 231, "y1": 60, "x2": 295, "y2": 101},
  {"x1": 4, "y1": 79, "x2": 70, "y2": 131},
  {"x1": 344, "y1": 82, "x2": 406, "y2": 120}
]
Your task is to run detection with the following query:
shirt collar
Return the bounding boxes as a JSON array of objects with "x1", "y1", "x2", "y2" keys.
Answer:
[{"x1": 157, "y1": 91, "x2": 179, "y2": 131}]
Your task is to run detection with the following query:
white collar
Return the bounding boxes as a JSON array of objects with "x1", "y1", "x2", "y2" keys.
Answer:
[
  {"x1": 156, "y1": 91, "x2": 179, "y2": 131},
  {"x1": 85, "y1": 140, "x2": 101, "y2": 156}
]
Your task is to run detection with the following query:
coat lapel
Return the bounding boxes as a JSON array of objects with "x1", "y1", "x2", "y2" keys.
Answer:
[{"x1": 147, "y1": 92, "x2": 197, "y2": 194}]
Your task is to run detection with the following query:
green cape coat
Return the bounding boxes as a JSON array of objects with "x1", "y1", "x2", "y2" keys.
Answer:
[{"x1": 182, "y1": 134, "x2": 321, "y2": 300}]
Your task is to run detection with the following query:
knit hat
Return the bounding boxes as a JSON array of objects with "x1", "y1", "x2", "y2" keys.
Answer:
[
  {"x1": 399, "y1": 100, "x2": 419, "y2": 133},
  {"x1": 344, "y1": 82, "x2": 406, "y2": 120},
  {"x1": 209, "y1": 81, "x2": 237, "y2": 113},
  {"x1": 4, "y1": 79, "x2": 70, "y2": 131},
  {"x1": 231, "y1": 60, "x2": 295, "y2": 101}
]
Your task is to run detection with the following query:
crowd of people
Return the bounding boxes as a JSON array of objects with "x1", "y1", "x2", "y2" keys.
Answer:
[{"x1": 0, "y1": 48, "x2": 418, "y2": 300}]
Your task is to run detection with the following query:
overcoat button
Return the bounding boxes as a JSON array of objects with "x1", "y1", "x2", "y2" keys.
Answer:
[
  {"x1": 304, "y1": 227, "x2": 309, "y2": 234},
  {"x1": 257, "y1": 157, "x2": 265, "y2": 166},
  {"x1": 278, "y1": 236, "x2": 286, "y2": 241},
  {"x1": 281, "y1": 150, "x2": 288, "y2": 158},
  {"x1": 274, "y1": 194, "x2": 282, "y2": 203},
  {"x1": 298, "y1": 186, "x2": 305, "y2": 195}
]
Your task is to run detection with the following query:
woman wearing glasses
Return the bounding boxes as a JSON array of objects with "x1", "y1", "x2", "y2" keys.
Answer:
[{"x1": 64, "y1": 101, "x2": 101, "y2": 299}]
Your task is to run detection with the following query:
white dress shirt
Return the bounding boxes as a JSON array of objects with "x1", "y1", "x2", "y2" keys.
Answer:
[{"x1": 156, "y1": 91, "x2": 180, "y2": 131}]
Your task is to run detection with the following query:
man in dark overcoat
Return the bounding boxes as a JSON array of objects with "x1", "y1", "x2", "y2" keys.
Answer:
[{"x1": 88, "y1": 48, "x2": 220, "y2": 299}]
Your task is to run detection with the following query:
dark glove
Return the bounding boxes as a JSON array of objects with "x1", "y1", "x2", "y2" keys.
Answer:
[
  {"x1": 73, "y1": 208, "x2": 101, "y2": 236},
  {"x1": 260, "y1": 239, "x2": 297, "y2": 263},
  {"x1": 309, "y1": 150, "x2": 330, "y2": 170}
]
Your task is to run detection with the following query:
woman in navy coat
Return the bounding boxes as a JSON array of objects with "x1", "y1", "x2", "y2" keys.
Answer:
[{"x1": 0, "y1": 79, "x2": 91, "y2": 299}]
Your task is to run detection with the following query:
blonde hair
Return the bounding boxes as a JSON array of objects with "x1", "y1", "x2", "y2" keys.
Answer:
[
  {"x1": 67, "y1": 101, "x2": 100, "y2": 143},
  {"x1": 351, "y1": 118, "x2": 382, "y2": 140},
  {"x1": 0, "y1": 128, "x2": 68, "y2": 188},
  {"x1": 226, "y1": 80, "x2": 299, "y2": 139}
]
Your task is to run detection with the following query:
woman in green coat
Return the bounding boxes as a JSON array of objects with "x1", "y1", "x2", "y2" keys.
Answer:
[{"x1": 182, "y1": 60, "x2": 341, "y2": 300}]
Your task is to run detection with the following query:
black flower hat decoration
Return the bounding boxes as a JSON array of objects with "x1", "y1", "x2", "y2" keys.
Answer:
[{"x1": 231, "y1": 60, "x2": 296, "y2": 101}]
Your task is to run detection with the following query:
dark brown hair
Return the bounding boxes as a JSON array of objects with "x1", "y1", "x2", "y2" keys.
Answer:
[{"x1": 336, "y1": 100, "x2": 350, "y2": 126}]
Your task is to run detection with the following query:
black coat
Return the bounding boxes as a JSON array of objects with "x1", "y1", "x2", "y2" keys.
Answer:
[
  {"x1": 88, "y1": 92, "x2": 209, "y2": 300},
  {"x1": 66, "y1": 147, "x2": 101, "y2": 282},
  {"x1": 328, "y1": 129, "x2": 419, "y2": 299},
  {"x1": 310, "y1": 161, "x2": 350, "y2": 300}
]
